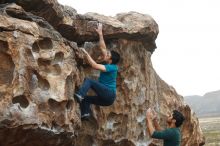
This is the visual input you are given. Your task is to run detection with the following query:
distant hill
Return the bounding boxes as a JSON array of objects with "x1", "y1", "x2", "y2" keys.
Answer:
[{"x1": 184, "y1": 90, "x2": 220, "y2": 117}]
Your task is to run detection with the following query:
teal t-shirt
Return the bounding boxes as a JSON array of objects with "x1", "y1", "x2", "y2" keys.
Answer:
[
  {"x1": 152, "y1": 128, "x2": 181, "y2": 146},
  {"x1": 98, "y1": 64, "x2": 118, "y2": 92}
]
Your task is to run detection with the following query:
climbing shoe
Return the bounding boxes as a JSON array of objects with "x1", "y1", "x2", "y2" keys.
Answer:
[
  {"x1": 81, "y1": 113, "x2": 90, "y2": 121},
  {"x1": 74, "y1": 93, "x2": 84, "y2": 103}
]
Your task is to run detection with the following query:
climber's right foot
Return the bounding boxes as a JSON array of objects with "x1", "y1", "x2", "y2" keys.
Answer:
[
  {"x1": 74, "y1": 93, "x2": 84, "y2": 103},
  {"x1": 81, "y1": 113, "x2": 90, "y2": 121}
]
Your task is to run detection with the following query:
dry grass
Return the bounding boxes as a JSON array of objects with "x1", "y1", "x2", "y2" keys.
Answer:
[{"x1": 199, "y1": 117, "x2": 220, "y2": 146}]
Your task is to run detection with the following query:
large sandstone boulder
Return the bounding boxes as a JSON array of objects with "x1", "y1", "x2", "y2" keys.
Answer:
[{"x1": 0, "y1": 1, "x2": 204, "y2": 146}]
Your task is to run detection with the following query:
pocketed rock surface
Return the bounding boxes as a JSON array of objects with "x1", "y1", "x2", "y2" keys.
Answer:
[{"x1": 0, "y1": 1, "x2": 204, "y2": 146}]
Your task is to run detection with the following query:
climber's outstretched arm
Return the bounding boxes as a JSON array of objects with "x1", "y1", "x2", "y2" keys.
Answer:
[
  {"x1": 81, "y1": 48, "x2": 106, "y2": 72},
  {"x1": 151, "y1": 109, "x2": 162, "y2": 131},
  {"x1": 146, "y1": 109, "x2": 156, "y2": 136},
  {"x1": 153, "y1": 118, "x2": 163, "y2": 131},
  {"x1": 95, "y1": 23, "x2": 108, "y2": 59}
]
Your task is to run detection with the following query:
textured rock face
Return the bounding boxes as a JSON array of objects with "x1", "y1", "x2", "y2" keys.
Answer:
[{"x1": 0, "y1": 1, "x2": 204, "y2": 146}]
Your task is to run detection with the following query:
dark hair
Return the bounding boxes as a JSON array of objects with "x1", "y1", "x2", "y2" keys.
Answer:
[
  {"x1": 172, "y1": 110, "x2": 185, "y2": 127},
  {"x1": 110, "y1": 50, "x2": 120, "y2": 64}
]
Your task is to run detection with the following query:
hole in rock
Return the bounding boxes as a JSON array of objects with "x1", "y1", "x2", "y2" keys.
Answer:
[
  {"x1": 0, "y1": 40, "x2": 9, "y2": 52},
  {"x1": 37, "y1": 38, "x2": 53, "y2": 50},
  {"x1": 12, "y1": 95, "x2": 29, "y2": 108},
  {"x1": 38, "y1": 77, "x2": 50, "y2": 91},
  {"x1": 37, "y1": 58, "x2": 51, "y2": 66},
  {"x1": 65, "y1": 75, "x2": 73, "y2": 100},
  {"x1": 53, "y1": 52, "x2": 64, "y2": 64},
  {"x1": 32, "y1": 41, "x2": 40, "y2": 53},
  {"x1": 48, "y1": 98, "x2": 59, "y2": 109},
  {"x1": 0, "y1": 52, "x2": 15, "y2": 85},
  {"x1": 66, "y1": 100, "x2": 73, "y2": 110},
  {"x1": 48, "y1": 98, "x2": 65, "y2": 112},
  {"x1": 33, "y1": 71, "x2": 50, "y2": 90}
]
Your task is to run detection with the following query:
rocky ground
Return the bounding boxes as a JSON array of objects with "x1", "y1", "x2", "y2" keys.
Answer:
[{"x1": 199, "y1": 116, "x2": 220, "y2": 146}]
